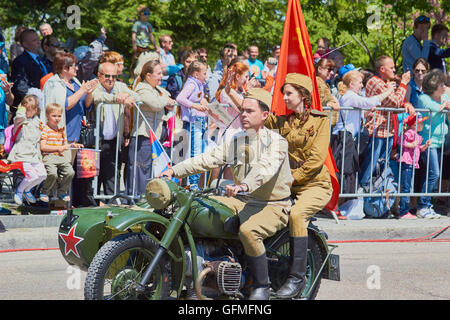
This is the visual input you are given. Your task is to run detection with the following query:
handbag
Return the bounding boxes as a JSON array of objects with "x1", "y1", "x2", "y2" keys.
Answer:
[
  {"x1": 76, "y1": 148, "x2": 100, "y2": 178},
  {"x1": 79, "y1": 118, "x2": 95, "y2": 148},
  {"x1": 4, "y1": 124, "x2": 22, "y2": 153}
]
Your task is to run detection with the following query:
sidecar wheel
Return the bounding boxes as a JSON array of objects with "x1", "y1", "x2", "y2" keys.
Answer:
[
  {"x1": 266, "y1": 229, "x2": 323, "y2": 300},
  {"x1": 84, "y1": 233, "x2": 171, "y2": 300}
]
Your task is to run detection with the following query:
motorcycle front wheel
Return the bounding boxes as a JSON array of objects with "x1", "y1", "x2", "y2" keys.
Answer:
[
  {"x1": 266, "y1": 229, "x2": 324, "y2": 300},
  {"x1": 84, "y1": 233, "x2": 171, "y2": 300}
]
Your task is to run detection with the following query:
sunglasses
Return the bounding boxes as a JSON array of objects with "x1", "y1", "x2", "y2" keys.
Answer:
[
  {"x1": 141, "y1": 11, "x2": 150, "y2": 16},
  {"x1": 100, "y1": 72, "x2": 118, "y2": 79},
  {"x1": 414, "y1": 69, "x2": 427, "y2": 74}
]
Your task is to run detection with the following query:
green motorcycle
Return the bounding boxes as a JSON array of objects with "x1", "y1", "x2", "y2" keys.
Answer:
[{"x1": 58, "y1": 178, "x2": 340, "y2": 300}]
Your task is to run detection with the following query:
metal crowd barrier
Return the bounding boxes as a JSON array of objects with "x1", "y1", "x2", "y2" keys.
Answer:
[
  {"x1": 92, "y1": 101, "x2": 232, "y2": 203},
  {"x1": 92, "y1": 101, "x2": 173, "y2": 202},
  {"x1": 90, "y1": 102, "x2": 449, "y2": 204},
  {"x1": 1, "y1": 100, "x2": 448, "y2": 209},
  {"x1": 323, "y1": 106, "x2": 450, "y2": 198}
]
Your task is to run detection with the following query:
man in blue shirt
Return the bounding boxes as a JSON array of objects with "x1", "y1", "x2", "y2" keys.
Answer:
[
  {"x1": 0, "y1": 28, "x2": 9, "y2": 76},
  {"x1": 401, "y1": 15, "x2": 430, "y2": 73},
  {"x1": 247, "y1": 45, "x2": 264, "y2": 80},
  {"x1": 424, "y1": 24, "x2": 450, "y2": 72}
]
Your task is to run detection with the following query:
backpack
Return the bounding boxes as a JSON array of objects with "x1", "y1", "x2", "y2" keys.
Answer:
[
  {"x1": 4, "y1": 124, "x2": 22, "y2": 153},
  {"x1": 363, "y1": 163, "x2": 397, "y2": 218}
]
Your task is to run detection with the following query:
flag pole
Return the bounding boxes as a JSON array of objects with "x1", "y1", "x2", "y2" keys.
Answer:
[
  {"x1": 318, "y1": 40, "x2": 353, "y2": 58},
  {"x1": 133, "y1": 102, "x2": 172, "y2": 160}
]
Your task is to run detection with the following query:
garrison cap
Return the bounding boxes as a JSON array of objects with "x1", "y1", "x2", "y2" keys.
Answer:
[
  {"x1": 245, "y1": 88, "x2": 273, "y2": 108},
  {"x1": 284, "y1": 73, "x2": 313, "y2": 94}
]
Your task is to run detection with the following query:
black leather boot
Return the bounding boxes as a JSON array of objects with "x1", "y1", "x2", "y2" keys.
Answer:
[
  {"x1": 276, "y1": 236, "x2": 308, "y2": 299},
  {"x1": 246, "y1": 253, "x2": 271, "y2": 300}
]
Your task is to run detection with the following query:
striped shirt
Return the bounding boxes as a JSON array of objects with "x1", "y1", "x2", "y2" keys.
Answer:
[
  {"x1": 364, "y1": 76, "x2": 407, "y2": 138},
  {"x1": 41, "y1": 124, "x2": 67, "y2": 156}
]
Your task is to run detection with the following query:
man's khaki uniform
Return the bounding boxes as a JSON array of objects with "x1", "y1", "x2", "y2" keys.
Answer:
[
  {"x1": 265, "y1": 109, "x2": 333, "y2": 237},
  {"x1": 172, "y1": 127, "x2": 293, "y2": 257}
]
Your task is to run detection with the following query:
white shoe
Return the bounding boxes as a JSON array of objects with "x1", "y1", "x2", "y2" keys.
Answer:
[
  {"x1": 428, "y1": 207, "x2": 441, "y2": 219},
  {"x1": 14, "y1": 193, "x2": 23, "y2": 206},
  {"x1": 416, "y1": 207, "x2": 434, "y2": 219}
]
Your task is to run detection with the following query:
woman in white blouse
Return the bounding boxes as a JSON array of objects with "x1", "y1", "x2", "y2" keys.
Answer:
[
  {"x1": 333, "y1": 70, "x2": 395, "y2": 138},
  {"x1": 331, "y1": 70, "x2": 395, "y2": 195}
]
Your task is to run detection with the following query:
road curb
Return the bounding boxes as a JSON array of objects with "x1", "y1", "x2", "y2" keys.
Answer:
[
  {"x1": 0, "y1": 227, "x2": 59, "y2": 251},
  {"x1": 0, "y1": 215, "x2": 63, "y2": 229},
  {"x1": 313, "y1": 217, "x2": 450, "y2": 241},
  {"x1": 1, "y1": 215, "x2": 449, "y2": 251}
]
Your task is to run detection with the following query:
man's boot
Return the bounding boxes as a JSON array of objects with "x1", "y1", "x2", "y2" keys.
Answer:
[
  {"x1": 276, "y1": 236, "x2": 308, "y2": 299},
  {"x1": 246, "y1": 253, "x2": 271, "y2": 300}
]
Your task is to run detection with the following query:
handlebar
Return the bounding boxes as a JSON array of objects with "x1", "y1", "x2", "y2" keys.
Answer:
[
  {"x1": 192, "y1": 186, "x2": 249, "y2": 198},
  {"x1": 158, "y1": 177, "x2": 249, "y2": 198}
]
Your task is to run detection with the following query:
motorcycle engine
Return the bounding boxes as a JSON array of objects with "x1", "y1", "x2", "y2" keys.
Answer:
[
  {"x1": 215, "y1": 260, "x2": 242, "y2": 295},
  {"x1": 184, "y1": 242, "x2": 242, "y2": 297}
]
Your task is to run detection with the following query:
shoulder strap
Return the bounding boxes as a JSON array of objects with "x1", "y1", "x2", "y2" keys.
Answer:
[
  {"x1": 310, "y1": 109, "x2": 328, "y2": 117},
  {"x1": 12, "y1": 124, "x2": 23, "y2": 143},
  {"x1": 175, "y1": 74, "x2": 183, "y2": 91}
]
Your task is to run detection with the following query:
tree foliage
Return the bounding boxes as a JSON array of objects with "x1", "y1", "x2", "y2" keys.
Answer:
[
  {"x1": 0, "y1": 0, "x2": 447, "y2": 75},
  {"x1": 302, "y1": 0, "x2": 448, "y2": 71}
]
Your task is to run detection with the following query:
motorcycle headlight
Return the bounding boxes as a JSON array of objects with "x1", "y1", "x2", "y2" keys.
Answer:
[{"x1": 145, "y1": 178, "x2": 178, "y2": 209}]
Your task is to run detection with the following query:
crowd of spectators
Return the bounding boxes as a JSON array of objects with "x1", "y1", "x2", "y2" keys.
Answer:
[{"x1": 0, "y1": 8, "x2": 448, "y2": 219}]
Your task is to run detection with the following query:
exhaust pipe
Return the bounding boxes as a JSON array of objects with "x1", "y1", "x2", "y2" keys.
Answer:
[{"x1": 195, "y1": 266, "x2": 213, "y2": 300}]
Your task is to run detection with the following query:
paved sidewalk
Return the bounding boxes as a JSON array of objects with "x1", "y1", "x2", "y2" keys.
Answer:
[
  {"x1": 313, "y1": 215, "x2": 450, "y2": 241},
  {"x1": 1, "y1": 213, "x2": 449, "y2": 251}
]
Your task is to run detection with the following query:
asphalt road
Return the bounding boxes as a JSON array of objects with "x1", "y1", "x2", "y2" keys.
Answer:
[
  {"x1": 316, "y1": 241, "x2": 450, "y2": 300},
  {"x1": 0, "y1": 241, "x2": 449, "y2": 300}
]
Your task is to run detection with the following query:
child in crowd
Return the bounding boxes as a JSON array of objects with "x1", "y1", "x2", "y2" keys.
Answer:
[
  {"x1": 131, "y1": 4, "x2": 159, "y2": 73},
  {"x1": 39, "y1": 103, "x2": 82, "y2": 202},
  {"x1": 7, "y1": 95, "x2": 47, "y2": 205},
  {"x1": 176, "y1": 60, "x2": 209, "y2": 190},
  {"x1": 398, "y1": 113, "x2": 431, "y2": 219},
  {"x1": 424, "y1": 23, "x2": 449, "y2": 72},
  {"x1": 335, "y1": 70, "x2": 396, "y2": 138}
]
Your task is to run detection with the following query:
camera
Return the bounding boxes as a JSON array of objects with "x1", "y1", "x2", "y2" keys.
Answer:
[{"x1": 267, "y1": 57, "x2": 278, "y2": 65}]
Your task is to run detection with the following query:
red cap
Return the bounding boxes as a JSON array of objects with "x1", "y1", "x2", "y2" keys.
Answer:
[{"x1": 405, "y1": 113, "x2": 428, "y2": 127}]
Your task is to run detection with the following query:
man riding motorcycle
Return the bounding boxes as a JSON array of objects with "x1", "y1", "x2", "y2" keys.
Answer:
[{"x1": 160, "y1": 88, "x2": 293, "y2": 300}]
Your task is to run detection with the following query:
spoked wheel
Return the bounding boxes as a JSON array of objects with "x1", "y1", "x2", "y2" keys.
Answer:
[
  {"x1": 84, "y1": 233, "x2": 171, "y2": 300},
  {"x1": 266, "y1": 229, "x2": 324, "y2": 300}
]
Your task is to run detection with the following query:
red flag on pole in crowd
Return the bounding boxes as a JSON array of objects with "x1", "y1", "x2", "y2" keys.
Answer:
[
  {"x1": 271, "y1": 0, "x2": 340, "y2": 212},
  {"x1": 0, "y1": 160, "x2": 25, "y2": 176}
]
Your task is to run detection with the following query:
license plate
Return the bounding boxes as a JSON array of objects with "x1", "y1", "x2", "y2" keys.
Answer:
[{"x1": 327, "y1": 254, "x2": 340, "y2": 281}]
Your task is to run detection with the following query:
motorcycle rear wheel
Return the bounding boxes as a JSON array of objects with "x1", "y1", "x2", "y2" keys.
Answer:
[
  {"x1": 84, "y1": 233, "x2": 171, "y2": 300},
  {"x1": 266, "y1": 229, "x2": 323, "y2": 300}
]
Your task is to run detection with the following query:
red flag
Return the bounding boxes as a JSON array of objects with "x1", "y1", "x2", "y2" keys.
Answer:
[
  {"x1": 0, "y1": 160, "x2": 25, "y2": 176},
  {"x1": 272, "y1": 0, "x2": 340, "y2": 211}
]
